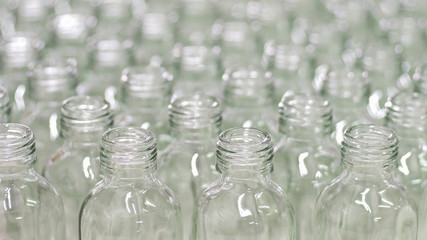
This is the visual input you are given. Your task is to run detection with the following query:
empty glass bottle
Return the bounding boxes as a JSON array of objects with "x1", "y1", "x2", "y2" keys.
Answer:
[
  {"x1": 0, "y1": 86, "x2": 11, "y2": 122},
  {"x1": 115, "y1": 65, "x2": 173, "y2": 150},
  {"x1": 43, "y1": 96, "x2": 114, "y2": 240},
  {"x1": 80, "y1": 126, "x2": 182, "y2": 240},
  {"x1": 158, "y1": 94, "x2": 221, "y2": 240},
  {"x1": 385, "y1": 91, "x2": 427, "y2": 238},
  {"x1": 192, "y1": 127, "x2": 295, "y2": 240},
  {"x1": 0, "y1": 123, "x2": 65, "y2": 240},
  {"x1": 222, "y1": 65, "x2": 279, "y2": 142},
  {"x1": 18, "y1": 57, "x2": 78, "y2": 172},
  {"x1": 315, "y1": 124, "x2": 417, "y2": 240},
  {"x1": 274, "y1": 92, "x2": 340, "y2": 240}
]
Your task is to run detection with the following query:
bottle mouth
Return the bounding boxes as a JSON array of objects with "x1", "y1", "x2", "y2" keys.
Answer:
[
  {"x1": 279, "y1": 91, "x2": 333, "y2": 137},
  {"x1": 60, "y1": 96, "x2": 113, "y2": 136},
  {"x1": 0, "y1": 123, "x2": 36, "y2": 164},
  {"x1": 342, "y1": 124, "x2": 398, "y2": 165},
  {"x1": 53, "y1": 14, "x2": 92, "y2": 41},
  {"x1": 169, "y1": 94, "x2": 222, "y2": 130},
  {"x1": 1, "y1": 33, "x2": 44, "y2": 68},
  {"x1": 101, "y1": 126, "x2": 157, "y2": 172},
  {"x1": 216, "y1": 127, "x2": 274, "y2": 172},
  {"x1": 386, "y1": 92, "x2": 427, "y2": 133}
]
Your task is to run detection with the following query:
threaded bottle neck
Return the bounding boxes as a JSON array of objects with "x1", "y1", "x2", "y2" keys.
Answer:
[
  {"x1": 0, "y1": 87, "x2": 11, "y2": 123},
  {"x1": 52, "y1": 14, "x2": 91, "y2": 44},
  {"x1": 0, "y1": 33, "x2": 43, "y2": 69},
  {"x1": 216, "y1": 127, "x2": 274, "y2": 175},
  {"x1": 60, "y1": 96, "x2": 114, "y2": 143},
  {"x1": 279, "y1": 92, "x2": 333, "y2": 141},
  {"x1": 89, "y1": 34, "x2": 130, "y2": 69},
  {"x1": 315, "y1": 65, "x2": 370, "y2": 113},
  {"x1": 169, "y1": 94, "x2": 222, "y2": 141},
  {"x1": 27, "y1": 57, "x2": 77, "y2": 102},
  {"x1": 100, "y1": 127, "x2": 157, "y2": 180},
  {"x1": 119, "y1": 66, "x2": 172, "y2": 109},
  {"x1": 223, "y1": 66, "x2": 274, "y2": 108},
  {"x1": 342, "y1": 125, "x2": 398, "y2": 171},
  {"x1": 179, "y1": 45, "x2": 216, "y2": 74},
  {"x1": 386, "y1": 92, "x2": 427, "y2": 139},
  {"x1": 0, "y1": 123, "x2": 36, "y2": 172}
]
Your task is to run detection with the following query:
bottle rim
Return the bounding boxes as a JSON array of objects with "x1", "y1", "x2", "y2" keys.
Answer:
[{"x1": 0, "y1": 123, "x2": 36, "y2": 165}]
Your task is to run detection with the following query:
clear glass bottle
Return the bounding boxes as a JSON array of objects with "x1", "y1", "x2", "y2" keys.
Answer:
[
  {"x1": 80, "y1": 126, "x2": 182, "y2": 240},
  {"x1": 385, "y1": 91, "x2": 427, "y2": 238},
  {"x1": 172, "y1": 44, "x2": 221, "y2": 99},
  {"x1": 0, "y1": 33, "x2": 43, "y2": 113},
  {"x1": 43, "y1": 96, "x2": 113, "y2": 240},
  {"x1": 115, "y1": 65, "x2": 173, "y2": 150},
  {"x1": 19, "y1": 57, "x2": 77, "y2": 172},
  {"x1": 222, "y1": 65, "x2": 279, "y2": 142},
  {"x1": 0, "y1": 86, "x2": 11, "y2": 122},
  {"x1": 315, "y1": 124, "x2": 418, "y2": 240},
  {"x1": 79, "y1": 31, "x2": 132, "y2": 98},
  {"x1": 192, "y1": 127, "x2": 295, "y2": 240},
  {"x1": 274, "y1": 92, "x2": 340, "y2": 240},
  {"x1": 314, "y1": 66, "x2": 373, "y2": 144},
  {"x1": 94, "y1": 0, "x2": 134, "y2": 39},
  {"x1": 0, "y1": 123, "x2": 65, "y2": 240},
  {"x1": 158, "y1": 94, "x2": 221, "y2": 240}
]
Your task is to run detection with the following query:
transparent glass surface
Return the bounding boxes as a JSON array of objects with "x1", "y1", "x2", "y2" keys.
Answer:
[
  {"x1": 80, "y1": 127, "x2": 182, "y2": 240},
  {"x1": 193, "y1": 128, "x2": 295, "y2": 240},
  {"x1": 315, "y1": 125, "x2": 417, "y2": 240}
]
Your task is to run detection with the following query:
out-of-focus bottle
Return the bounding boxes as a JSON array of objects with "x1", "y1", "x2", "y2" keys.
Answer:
[
  {"x1": 115, "y1": 65, "x2": 173, "y2": 150},
  {"x1": 0, "y1": 123, "x2": 65, "y2": 240},
  {"x1": 274, "y1": 92, "x2": 340, "y2": 240},
  {"x1": 192, "y1": 127, "x2": 295, "y2": 240},
  {"x1": 80, "y1": 126, "x2": 182, "y2": 240},
  {"x1": 19, "y1": 57, "x2": 77, "y2": 172},
  {"x1": 158, "y1": 94, "x2": 221, "y2": 240},
  {"x1": 0, "y1": 87, "x2": 11, "y2": 122},
  {"x1": 173, "y1": 44, "x2": 221, "y2": 98},
  {"x1": 385, "y1": 91, "x2": 427, "y2": 238},
  {"x1": 222, "y1": 65, "x2": 279, "y2": 141},
  {"x1": 43, "y1": 96, "x2": 113, "y2": 240},
  {"x1": 315, "y1": 124, "x2": 417, "y2": 240}
]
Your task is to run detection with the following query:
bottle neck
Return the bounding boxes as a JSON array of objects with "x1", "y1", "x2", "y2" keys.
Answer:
[
  {"x1": 216, "y1": 128, "x2": 274, "y2": 179},
  {"x1": 169, "y1": 95, "x2": 222, "y2": 143},
  {"x1": 119, "y1": 66, "x2": 172, "y2": 109},
  {"x1": 386, "y1": 92, "x2": 427, "y2": 140},
  {"x1": 1, "y1": 34, "x2": 42, "y2": 70},
  {"x1": 278, "y1": 92, "x2": 333, "y2": 141},
  {"x1": 223, "y1": 66, "x2": 274, "y2": 108},
  {"x1": 0, "y1": 87, "x2": 11, "y2": 123},
  {"x1": 341, "y1": 125, "x2": 398, "y2": 175},
  {"x1": 27, "y1": 59, "x2": 77, "y2": 102},
  {"x1": 100, "y1": 127, "x2": 157, "y2": 181},
  {"x1": 91, "y1": 37, "x2": 129, "y2": 69},
  {"x1": 0, "y1": 124, "x2": 36, "y2": 174},
  {"x1": 60, "y1": 96, "x2": 114, "y2": 143}
]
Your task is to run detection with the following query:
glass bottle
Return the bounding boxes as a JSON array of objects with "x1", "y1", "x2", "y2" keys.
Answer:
[
  {"x1": 385, "y1": 91, "x2": 427, "y2": 238},
  {"x1": 315, "y1": 124, "x2": 418, "y2": 240},
  {"x1": 314, "y1": 66, "x2": 372, "y2": 144},
  {"x1": 0, "y1": 33, "x2": 43, "y2": 113},
  {"x1": 115, "y1": 65, "x2": 173, "y2": 150},
  {"x1": 0, "y1": 123, "x2": 65, "y2": 240},
  {"x1": 172, "y1": 44, "x2": 221, "y2": 99},
  {"x1": 43, "y1": 96, "x2": 114, "y2": 240},
  {"x1": 193, "y1": 127, "x2": 295, "y2": 240},
  {"x1": 158, "y1": 94, "x2": 221, "y2": 240},
  {"x1": 0, "y1": 86, "x2": 11, "y2": 122},
  {"x1": 274, "y1": 92, "x2": 340, "y2": 240},
  {"x1": 222, "y1": 65, "x2": 279, "y2": 142},
  {"x1": 78, "y1": 31, "x2": 132, "y2": 99},
  {"x1": 19, "y1": 57, "x2": 77, "y2": 172},
  {"x1": 80, "y1": 126, "x2": 182, "y2": 240}
]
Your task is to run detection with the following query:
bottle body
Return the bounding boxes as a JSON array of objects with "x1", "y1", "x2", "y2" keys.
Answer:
[{"x1": 314, "y1": 125, "x2": 418, "y2": 240}]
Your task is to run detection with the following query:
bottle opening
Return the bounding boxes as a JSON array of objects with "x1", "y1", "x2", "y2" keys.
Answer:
[{"x1": 0, "y1": 123, "x2": 36, "y2": 165}]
